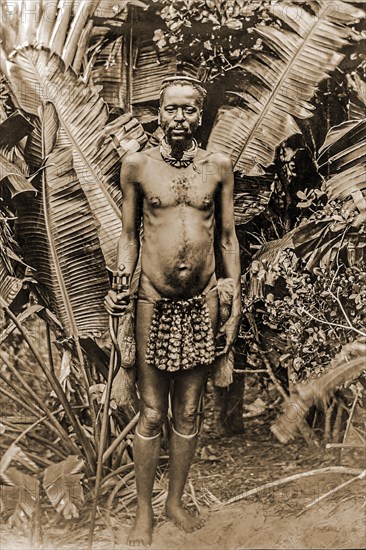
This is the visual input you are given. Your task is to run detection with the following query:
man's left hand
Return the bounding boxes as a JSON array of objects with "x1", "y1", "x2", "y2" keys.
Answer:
[{"x1": 216, "y1": 312, "x2": 242, "y2": 356}]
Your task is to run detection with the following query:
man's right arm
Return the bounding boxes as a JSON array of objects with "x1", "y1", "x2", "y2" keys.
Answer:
[
  {"x1": 116, "y1": 153, "x2": 141, "y2": 278},
  {"x1": 105, "y1": 154, "x2": 141, "y2": 315}
]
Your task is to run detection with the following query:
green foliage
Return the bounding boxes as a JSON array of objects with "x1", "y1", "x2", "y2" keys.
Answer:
[
  {"x1": 246, "y1": 248, "x2": 366, "y2": 383},
  {"x1": 151, "y1": 0, "x2": 264, "y2": 77},
  {"x1": 0, "y1": 468, "x2": 39, "y2": 528},
  {"x1": 43, "y1": 456, "x2": 85, "y2": 519},
  {"x1": 272, "y1": 338, "x2": 366, "y2": 443}
]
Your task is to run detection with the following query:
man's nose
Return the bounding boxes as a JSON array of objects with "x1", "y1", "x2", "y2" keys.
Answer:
[{"x1": 174, "y1": 108, "x2": 185, "y2": 121}]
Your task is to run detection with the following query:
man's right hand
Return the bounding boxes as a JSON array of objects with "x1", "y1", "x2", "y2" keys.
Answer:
[{"x1": 104, "y1": 289, "x2": 131, "y2": 317}]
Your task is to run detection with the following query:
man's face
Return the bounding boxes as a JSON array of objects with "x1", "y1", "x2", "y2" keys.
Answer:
[{"x1": 159, "y1": 85, "x2": 201, "y2": 145}]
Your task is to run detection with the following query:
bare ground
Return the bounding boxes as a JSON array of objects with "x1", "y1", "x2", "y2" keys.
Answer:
[{"x1": 1, "y1": 387, "x2": 365, "y2": 550}]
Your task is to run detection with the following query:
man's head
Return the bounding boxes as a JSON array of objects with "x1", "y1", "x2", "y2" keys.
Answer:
[{"x1": 159, "y1": 77, "x2": 207, "y2": 146}]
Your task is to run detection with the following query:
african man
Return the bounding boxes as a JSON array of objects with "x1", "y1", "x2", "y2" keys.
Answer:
[{"x1": 105, "y1": 75, "x2": 242, "y2": 546}]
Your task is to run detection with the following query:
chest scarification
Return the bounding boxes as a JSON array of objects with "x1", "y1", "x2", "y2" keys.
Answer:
[{"x1": 144, "y1": 174, "x2": 215, "y2": 210}]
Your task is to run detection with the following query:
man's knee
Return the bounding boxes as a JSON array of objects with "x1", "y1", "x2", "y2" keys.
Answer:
[
  {"x1": 173, "y1": 404, "x2": 200, "y2": 435},
  {"x1": 138, "y1": 402, "x2": 167, "y2": 436}
]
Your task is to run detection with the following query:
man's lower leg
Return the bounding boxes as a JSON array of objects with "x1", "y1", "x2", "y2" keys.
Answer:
[
  {"x1": 165, "y1": 425, "x2": 205, "y2": 532},
  {"x1": 127, "y1": 429, "x2": 161, "y2": 546}
]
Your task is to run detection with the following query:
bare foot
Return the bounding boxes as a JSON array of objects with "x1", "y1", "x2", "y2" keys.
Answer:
[
  {"x1": 165, "y1": 502, "x2": 205, "y2": 533},
  {"x1": 126, "y1": 505, "x2": 154, "y2": 547}
]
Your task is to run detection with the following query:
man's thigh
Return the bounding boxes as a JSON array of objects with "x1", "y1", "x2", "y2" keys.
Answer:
[
  {"x1": 136, "y1": 299, "x2": 170, "y2": 410},
  {"x1": 171, "y1": 364, "x2": 211, "y2": 432}
]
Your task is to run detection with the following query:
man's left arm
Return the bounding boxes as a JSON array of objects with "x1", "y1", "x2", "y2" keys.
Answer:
[{"x1": 216, "y1": 154, "x2": 242, "y2": 354}]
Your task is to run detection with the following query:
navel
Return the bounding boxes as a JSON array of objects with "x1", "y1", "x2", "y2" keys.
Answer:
[{"x1": 149, "y1": 195, "x2": 161, "y2": 207}]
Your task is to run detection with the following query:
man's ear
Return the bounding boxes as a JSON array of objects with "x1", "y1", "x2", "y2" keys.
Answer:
[{"x1": 158, "y1": 109, "x2": 161, "y2": 126}]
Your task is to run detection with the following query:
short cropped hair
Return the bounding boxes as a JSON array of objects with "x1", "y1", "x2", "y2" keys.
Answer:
[{"x1": 159, "y1": 79, "x2": 207, "y2": 109}]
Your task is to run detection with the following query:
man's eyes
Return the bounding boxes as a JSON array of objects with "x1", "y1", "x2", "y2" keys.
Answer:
[{"x1": 165, "y1": 107, "x2": 196, "y2": 114}]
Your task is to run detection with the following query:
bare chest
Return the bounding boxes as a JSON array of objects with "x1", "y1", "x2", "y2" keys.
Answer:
[{"x1": 140, "y1": 168, "x2": 219, "y2": 211}]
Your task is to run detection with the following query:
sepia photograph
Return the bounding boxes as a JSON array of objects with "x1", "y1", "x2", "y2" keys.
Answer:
[{"x1": 0, "y1": 1, "x2": 365, "y2": 549}]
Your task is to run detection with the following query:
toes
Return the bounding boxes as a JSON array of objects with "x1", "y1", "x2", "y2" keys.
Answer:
[{"x1": 127, "y1": 539, "x2": 150, "y2": 548}]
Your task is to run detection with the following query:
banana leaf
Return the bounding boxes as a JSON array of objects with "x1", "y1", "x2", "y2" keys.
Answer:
[
  {"x1": 253, "y1": 113, "x2": 366, "y2": 274},
  {"x1": 6, "y1": 2, "x2": 107, "y2": 95},
  {"x1": 92, "y1": 36, "x2": 124, "y2": 107},
  {"x1": 102, "y1": 112, "x2": 147, "y2": 155},
  {"x1": 0, "y1": 110, "x2": 34, "y2": 149},
  {"x1": 233, "y1": 172, "x2": 274, "y2": 225},
  {"x1": 9, "y1": 46, "x2": 123, "y2": 267},
  {"x1": 16, "y1": 0, "x2": 42, "y2": 46},
  {"x1": 15, "y1": 103, "x2": 110, "y2": 338},
  {"x1": 130, "y1": 43, "x2": 179, "y2": 104},
  {"x1": 23, "y1": 115, "x2": 43, "y2": 169},
  {"x1": 346, "y1": 72, "x2": 366, "y2": 120},
  {"x1": 248, "y1": 229, "x2": 296, "y2": 300},
  {"x1": 0, "y1": 150, "x2": 35, "y2": 196},
  {"x1": 36, "y1": 0, "x2": 59, "y2": 46},
  {"x1": 0, "y1": 137, "x2": 35, "y2": 306},
  {"x1": 271, "y1": 339, "x2": 366, "y2": 443},
  {"x1": 0, "y1": 206, "x2": 26, "y2": 307},
  {"x1": 43, "y1": 455, "x2": 84, "y2": 519},
  {"x1": 62, "y1": 0, "x2": 101, "y2": 67},
  {"x1": 207, "y1": 0, "x2": 365, "y2": 176},
  {"x1": 0, "y1": 468, "x2": 39, "y2": 528},
  {"x1": 318, "y1": 119, "x2": 366, "y2": 203},
  {"x1": 49, "y1": 0, "x2": 76, "y2": 57},
  {"x1": 0, "y1": 264, "x2": 23, "y2": 307},
  {"x1": 290, "y1": 117, "x2": 366, "y2": 268}
]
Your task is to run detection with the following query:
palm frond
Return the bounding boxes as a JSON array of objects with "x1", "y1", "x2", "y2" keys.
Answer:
[
  {"x1": 15, "y1": 103, "x2": 110, "y2": 338},
  {"x1": 207, "y1": 1, "x2": 365, "y2": 176},
  {"x1": 7, "y1": 46, "x2": 123, "y2": 267},
  {"x1": 272, "y1": 339, "x2": 366, "y2": 443}
]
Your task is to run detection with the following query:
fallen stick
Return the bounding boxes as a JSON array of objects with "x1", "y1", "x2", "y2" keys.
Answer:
[
  {"x1": 303, "y1": 470, "x2": 366, "y2": 511},
  {"x1": 189, "y1": 480, "x2": 201, "y2": 513},
  {"x1": 326, "y1": 443, "x2": 366, "y2": 449},
  {"x1": 102, "y1": 411, "x2": 139, "y2": 463},
  {"x1": 211, "y1": 467, "x2": 363, "y2": 508}
]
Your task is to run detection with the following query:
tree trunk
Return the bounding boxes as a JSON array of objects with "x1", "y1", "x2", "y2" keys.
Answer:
[{"x1": 213, "y1": 370, "x2": 244, "y2": 436}]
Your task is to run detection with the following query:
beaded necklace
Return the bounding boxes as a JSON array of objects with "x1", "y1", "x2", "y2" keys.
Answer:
[{"x1": 160, "y1": 137, "x2": 198, "y2": 168}]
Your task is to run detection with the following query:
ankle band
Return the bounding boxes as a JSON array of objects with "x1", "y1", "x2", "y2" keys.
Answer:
[
  {"x1": 172, "y1": 425, "x2": 198, "y2": 439},
  {"x1": 135, "y1": 427, "x2": 161, "y2": 440}
]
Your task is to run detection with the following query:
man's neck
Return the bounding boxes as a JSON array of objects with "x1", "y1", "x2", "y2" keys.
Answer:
[
  {"x1": 168, "y1": 139, "x2": 193, "y2": 160},
  {"x1": 160, "y1": 137, "x2": 198, "y2": 168}
]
